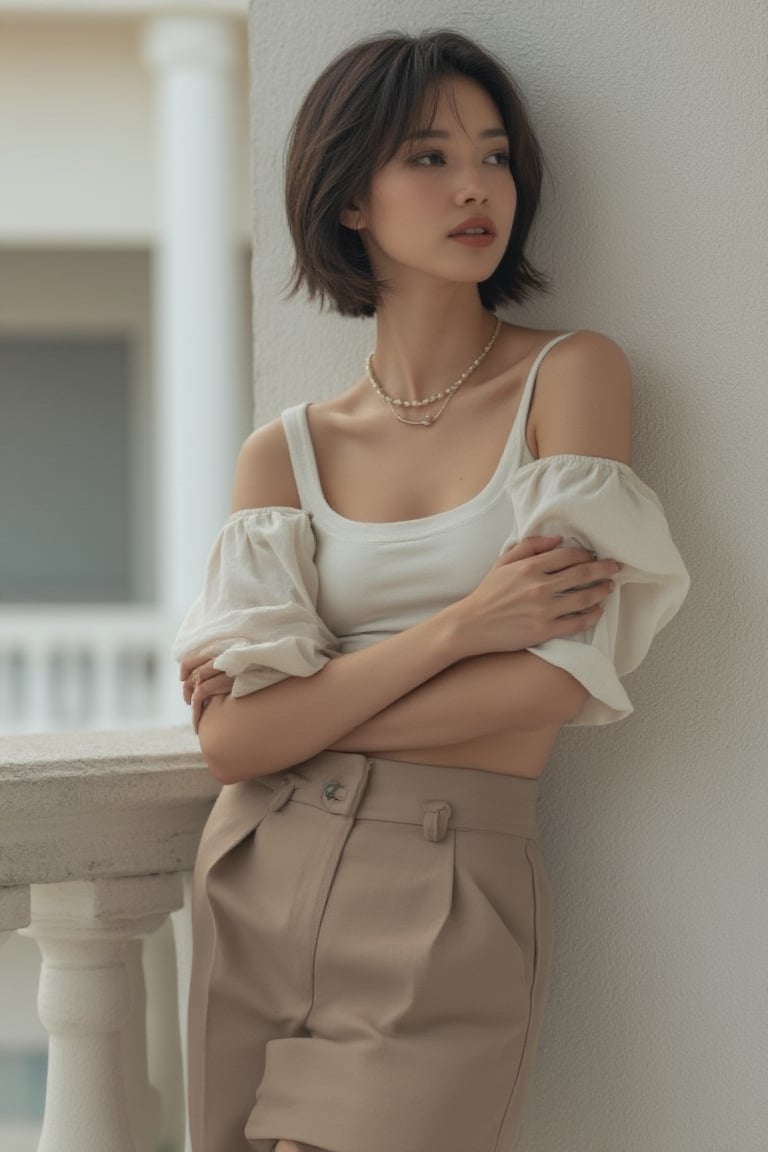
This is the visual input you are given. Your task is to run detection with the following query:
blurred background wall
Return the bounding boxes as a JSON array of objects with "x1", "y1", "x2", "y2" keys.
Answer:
[
  {"x1": 0, "y1": 2, "x2": 253, "y2": 739},
  {"x1": 0, "y1": 4, "x2": 251, "y2": 1147}
]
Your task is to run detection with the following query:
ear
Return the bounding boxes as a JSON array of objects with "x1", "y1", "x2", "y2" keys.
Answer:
[{"x1": 340, "y1": 203, "x2": 366, "y2": 231}]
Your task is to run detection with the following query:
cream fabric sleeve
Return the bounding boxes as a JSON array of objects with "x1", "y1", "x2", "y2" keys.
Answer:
[
  {"x1": 503, "y1": 454, "x2": 690, "y2": 725},
  {"x1": 171, "y1": 507, "x2": 339, "y2": 697}
]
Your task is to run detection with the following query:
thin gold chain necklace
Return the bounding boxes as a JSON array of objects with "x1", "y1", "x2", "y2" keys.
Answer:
[{"x1": 365, "y1": 315, "x2": 501, "y2": 427}]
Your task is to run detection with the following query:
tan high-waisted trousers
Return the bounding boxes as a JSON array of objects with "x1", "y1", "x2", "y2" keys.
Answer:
[{"x1": 188, "y1": 750, "x2": 553, "y2": 1152}]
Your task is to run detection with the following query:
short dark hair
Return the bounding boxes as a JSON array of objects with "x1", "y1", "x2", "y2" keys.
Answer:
[{"x1": 284, "y1": 29, "x2": 549, "y2": 318}]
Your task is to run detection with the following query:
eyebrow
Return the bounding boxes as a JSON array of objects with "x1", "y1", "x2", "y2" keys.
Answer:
[{"x1": 403, "y1": 128, "x2": 508, "y2": 142}]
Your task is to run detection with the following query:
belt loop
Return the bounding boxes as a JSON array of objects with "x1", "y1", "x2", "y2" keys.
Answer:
[
  {"x1": 421, "y1": 800, "x2": 452, "y2": 843},
  {"x1": 267, "y1": 774, "x2": 298, "y2": 814}
]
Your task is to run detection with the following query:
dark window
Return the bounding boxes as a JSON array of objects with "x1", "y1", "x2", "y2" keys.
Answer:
[{"x1": 0, "y1": 337, "x2": 133, "y2": 602}]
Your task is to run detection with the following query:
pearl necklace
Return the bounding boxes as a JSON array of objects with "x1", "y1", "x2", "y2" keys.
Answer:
[{"x1": 365, "y1": 315, "x2": 502, "y2": 427}]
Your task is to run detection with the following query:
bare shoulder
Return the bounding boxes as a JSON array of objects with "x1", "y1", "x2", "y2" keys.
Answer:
[
  {"x1": 230, "y1": 417, "x2": 300, "y2": 512},
  {"x1": 529, "y1": 329, "x2": 633, "y2": 464}
]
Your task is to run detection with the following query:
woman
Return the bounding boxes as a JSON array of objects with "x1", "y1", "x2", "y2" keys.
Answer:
[{"x1": 173, "y1": 30, "x2": 689, "y2": 1152}]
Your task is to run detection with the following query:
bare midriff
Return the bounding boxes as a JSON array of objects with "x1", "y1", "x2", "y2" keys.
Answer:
[{"x1": 371, "y1": 723, "x2": 562, "y2": 781}]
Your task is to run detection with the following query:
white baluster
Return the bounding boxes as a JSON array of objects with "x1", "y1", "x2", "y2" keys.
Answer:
[
  {"x1": 22, "y1": 875, "x2": 183, "y2": 1152},
  {"x1": 121, "y1": 648, "x2": 154, "y2": 726},
  {"x1": 122, "y1": 938, "x2": 164, "y2": 1152},
  {"x1": 24, "y1": 642, "x2": 49, "y2": 734},
  {"x1": 0, "y1": 650, "x2": 13, "y2": 729},
  {"x1": 55, "y1": 648, "x2": 87, "y2": 729},
  {"x1": 90, "y1": 642, "x2": 121, "y2": 730},
  {"x1": 143, "y1": 916, "x2": 186, "y2": 1152}
]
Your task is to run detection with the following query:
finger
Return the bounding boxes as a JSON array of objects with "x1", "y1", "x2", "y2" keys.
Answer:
[
  {"x1": 183, "y1": 672, "x2": 200, "y2": 705},
  {"x1": 191, "y1": 676, "x2": 232, "y2": 710},
  {"x1": 192, "y1": 690, "x2": 222, "y2": 732},
  {"x1": 555, "y1": 602, "x2": 605, "y2": 635},
  {"x1": 184, "y1": 671, "x2": 202, "y2": 705},
  {"x1": 181, "y1": 655, "x2": 218, "y2": 681},
  {"x1": 196, "y1": 673, "x2": 234, "y2": 697},
  {"x1": 183, "y1": 658, "x2": 221, "y2": 703},
  {"x1": 182, "y1": 672, "x2": 197, "y2": 705},
  {"x1": 540, "y1": 547, "x2": 601, "y2": 574},
  {"x1": 192, "y1": 695, "x2": 211, "y2": 734},
  {"x1": 554, "y1": 581, "x2": 614, "y2": 615},
  {"x1": 183, "y1": 674, "x2": 200, "y2": 706},
  {"x1": 552, "y1": 559, "x2": 621, "y2": 590},
  {"x1": 192, "y1": 690, "x2": 210, "y2": 733},
  {"x1": 498, "y1": 535, "x2": 563, "y2": 564},
  {"x1": 191, "y1": 675, "x2": 234, "y2": 730},
  {"x1": 181, "y1": 659, "x2": 202, "y2": 686}
]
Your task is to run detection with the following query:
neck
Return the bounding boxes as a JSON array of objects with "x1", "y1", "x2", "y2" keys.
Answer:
[{"x1": 369, "y1": 284, "x2": 497, "y2": 404}]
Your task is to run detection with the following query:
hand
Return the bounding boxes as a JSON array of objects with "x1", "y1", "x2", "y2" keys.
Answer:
[
  {"x1": 179, "y1": 656, "x2": 235, "y2": 734},
  {"x1": 450, "y1": 535, "x2": 622, "y2": 659}
]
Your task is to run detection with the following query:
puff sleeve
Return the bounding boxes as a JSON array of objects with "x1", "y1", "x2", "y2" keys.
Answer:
[
  {"x1": 171, "y1": 507, "x2": 339, "y2": 697},
  {"x1": 502, "y1": 455, "x2": 690, "y2": 726}
]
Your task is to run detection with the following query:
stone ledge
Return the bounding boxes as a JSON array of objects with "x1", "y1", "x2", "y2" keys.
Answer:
[{"x1": 0, "y1": 726, "x2": 219, "y2": 888}]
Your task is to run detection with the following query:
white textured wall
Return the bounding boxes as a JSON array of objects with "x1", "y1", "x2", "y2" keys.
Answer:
[{"x1": 248, "y1": 2, "x2": 767, "y2": 1149}]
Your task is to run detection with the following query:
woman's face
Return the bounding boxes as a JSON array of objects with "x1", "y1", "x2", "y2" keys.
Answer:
[{"x1": 345, "y1": 77, "x2": 517, "y2": 294}]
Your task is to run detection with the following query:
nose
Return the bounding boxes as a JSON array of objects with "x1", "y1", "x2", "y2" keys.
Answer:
[{"x1": 454, "y1": 163, "x2": 489, "y2": 206}]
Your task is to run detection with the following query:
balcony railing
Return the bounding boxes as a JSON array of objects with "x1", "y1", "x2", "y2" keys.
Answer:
[
  {"x1": 0, "y1": 726, "x2": 218, "y2": 1152},
  {"x1": 0, "y1": 607, "x2": 176, "y2": 736}
]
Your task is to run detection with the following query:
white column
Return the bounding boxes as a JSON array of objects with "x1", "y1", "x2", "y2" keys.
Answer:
[
  {"x1": 143, "y1": 916, "x2": 186, "y2": 1152},
  {"x1": 142, "y1": 15, "x2": 244, "y2": 722}
]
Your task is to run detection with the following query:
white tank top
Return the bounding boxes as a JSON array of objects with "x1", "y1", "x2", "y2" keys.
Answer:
[
  {"x1": 281, "y1": 332, "x2": 575, "y2": 655},
  {"x1": 175, "y1": 327, "x2": 690, "y2": 726}
]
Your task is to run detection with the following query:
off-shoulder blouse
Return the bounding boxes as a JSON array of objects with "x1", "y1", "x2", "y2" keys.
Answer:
[{"x1": 173, "y1": 333, "x2": 690, "y2": 726}]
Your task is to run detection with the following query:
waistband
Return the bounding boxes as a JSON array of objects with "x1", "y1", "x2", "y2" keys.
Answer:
[{"x1": 258, "y1": 750, "x2": 539, "y2": 843}]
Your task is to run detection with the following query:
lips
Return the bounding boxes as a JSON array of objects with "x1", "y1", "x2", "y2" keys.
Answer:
[{"x1": 448, "y1": 216, "x2": 496, "y2": 238}]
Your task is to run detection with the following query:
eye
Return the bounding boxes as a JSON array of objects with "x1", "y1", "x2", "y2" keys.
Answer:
[
  {"x1": 485, "y1": 150, "x2": 510, "y2": 167},
  {"x1": 409, "y1": 151, "x2": 446, "y2": 167}
]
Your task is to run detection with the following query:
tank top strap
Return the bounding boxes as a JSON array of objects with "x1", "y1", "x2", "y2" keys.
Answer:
[
  {"x1": 507, "y1": 330, "x2": 578, "y2": 466},
  {"x1": 280, "y1": 402, "x2": 324, "y2": 514}
]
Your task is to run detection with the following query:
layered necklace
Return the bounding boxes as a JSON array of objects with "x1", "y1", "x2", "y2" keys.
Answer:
[{"x1": 365, "y1": 314, "x2": 502, "y2": 427}]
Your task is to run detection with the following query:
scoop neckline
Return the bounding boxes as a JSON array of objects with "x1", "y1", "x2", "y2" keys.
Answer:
[
  {"x1": 295, "y1": 397, "x2": 525, "y2": 538},
  {"x1": 283, "y1": 330, "x2": 579, "y2": 538}
]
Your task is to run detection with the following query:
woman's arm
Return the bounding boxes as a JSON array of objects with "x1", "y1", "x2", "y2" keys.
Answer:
[
  {"x1": 199, "y1": 606, "x2": 462, "y2": 782},
  {"x1": 193, "y1": 461, "x2": 613, "y2": 783},
  {"x1": 336, "y1": 331, "x2": 634, "y2": 754},
  {"x1": 331, "y1": 651, "x2": 589, "y2": 753},
  {"x1": 196, "y1": 535, "x2": 613, "y2": 782},
  {"x1": 194, "y1": 348, "x2": 628, "y2": 785},
  {"x1": 529, "y1": 329, "x2": 633, "y2": 462}
]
